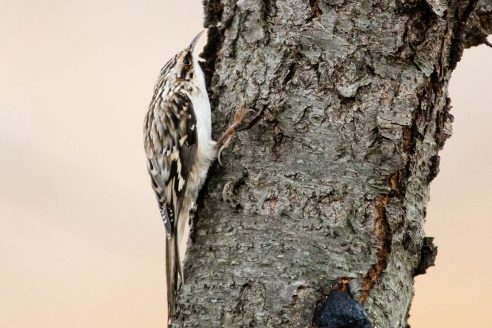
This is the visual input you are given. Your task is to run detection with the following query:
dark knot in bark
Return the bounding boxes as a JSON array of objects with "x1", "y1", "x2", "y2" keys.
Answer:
[{"x1": 313, "y1": 278, "x2": 372, "y2": 328}]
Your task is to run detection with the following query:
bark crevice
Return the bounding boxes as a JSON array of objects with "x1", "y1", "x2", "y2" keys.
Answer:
[{"x1": 360, "y1": 195, "x2": 392, "y2": 304}]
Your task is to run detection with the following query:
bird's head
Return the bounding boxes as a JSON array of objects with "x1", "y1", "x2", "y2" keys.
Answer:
[{"x1": 162, "y1": 31, "x2": 205, "y2": 82}]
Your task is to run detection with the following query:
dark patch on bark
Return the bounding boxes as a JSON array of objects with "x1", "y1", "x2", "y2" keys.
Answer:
[
  {"x1": 262, "y1": 0, "x2": 277, "y2": 21},
  {"x1": 414, "y1": 237, "x2": 438, "y2": 276},
  {"x1": 388, "y1": 170, "x2": 406, "y2": 197},
  {"x1": 395, "y1": 0, "x2": 434, "y2": 15},
  {"x1": 308, "y1": 0, "x2": 323, "y2": 20},
  {"x1": 203, "y1": 0, "x2": 224, "y2": 27},
  {"x1": 449, "y1": 0, "x2": 480, "y2": 70},
  {"x1": 402, "y1": 127, "x2": 413, "y2": 154},
  {"x1": 435, "y1": 97, "x2": 453, "y2": 149},
  {"x1": 396, "y1": 0, "x2": 439, "y2": 67},
  {"x1": 201, "y1": 0, "x2": 225, "y2": 92},
  {"x1": 283, "y1": 62, "x2": 297, "y2": 85},
  {"x1": 222, "y1": 171, "x2": 248, "y2": 210},
  {"x1": 273, "y1": 125, "x2": 283, "y2": 161},
  {"x1": 313, "y1": 278, "x2": 372, "y2": 328},
  {"x1": 404, "y1": 85, "x2": 434, "y2": 159},
  {"x1": 201, "y1": 0, "x2": 238, "y2": 100},
  {"x1": 403, "y1": 1, "x2": 438, "y2": 49},
  {"x1": 426, "y1": 155, "x2": 440, "y2": 183},
  {"x1": 201, "y1": 26, "x2": 224, "y2": 90}
]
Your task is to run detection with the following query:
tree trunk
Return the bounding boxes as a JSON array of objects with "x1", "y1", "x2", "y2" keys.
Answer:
[{"x1": 173, "y1": 0, "x2": 492, "y2": 327}]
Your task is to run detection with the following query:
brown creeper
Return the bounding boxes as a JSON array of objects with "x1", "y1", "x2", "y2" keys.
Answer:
[{"x1": 143, "y1": 31, "x2": 246, "y2": 323}]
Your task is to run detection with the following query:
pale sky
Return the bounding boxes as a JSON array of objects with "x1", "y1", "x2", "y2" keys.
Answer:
[{"x1": 0, "y1": 1, "x2": 490, "y2": 327}]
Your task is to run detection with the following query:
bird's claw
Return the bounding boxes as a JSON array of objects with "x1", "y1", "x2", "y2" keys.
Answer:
[{"x1": 216, "y1": 106, "x2": 252, "y2": 165}]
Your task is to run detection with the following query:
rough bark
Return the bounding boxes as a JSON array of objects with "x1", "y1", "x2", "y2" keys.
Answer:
[{"x1": 172, "y1": 0, "x2": 492, "y2": 327}]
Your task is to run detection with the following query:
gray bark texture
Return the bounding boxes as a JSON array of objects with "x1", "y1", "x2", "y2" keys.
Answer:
[{"x1": 173, "y1": 0, "x2": 492, "y2": 327}]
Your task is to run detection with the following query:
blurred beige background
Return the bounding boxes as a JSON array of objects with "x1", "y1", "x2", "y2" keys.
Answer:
[{"x1": 0, "y1": 1, "x2": 490, "y2": 327}]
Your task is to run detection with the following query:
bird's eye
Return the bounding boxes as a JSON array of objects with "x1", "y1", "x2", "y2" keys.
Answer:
[{"x1": 183, "y1": 57, "x2": 192, "y2": 66}]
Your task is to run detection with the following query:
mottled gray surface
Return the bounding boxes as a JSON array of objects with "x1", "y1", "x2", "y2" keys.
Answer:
[{"x1": 171, "y1": 0, "x2": 491, "y2": 327}]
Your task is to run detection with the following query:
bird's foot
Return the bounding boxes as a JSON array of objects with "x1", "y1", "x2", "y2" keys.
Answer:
[{"x1": 216, "y1": 106, "x2": 252, "y2": 165}]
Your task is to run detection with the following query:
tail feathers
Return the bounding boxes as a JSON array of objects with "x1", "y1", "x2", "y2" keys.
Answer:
[
  {"x1": 165, "y1": 205, "x2": 191, "y2": 323},
  {"x1": 165, "y1": 235, "x2": 182, "y2": 323}
]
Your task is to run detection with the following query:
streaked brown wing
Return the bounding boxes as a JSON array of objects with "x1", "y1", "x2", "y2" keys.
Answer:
[{"x1": 144, "y1": 88, "x2": 197, "y2": 236}]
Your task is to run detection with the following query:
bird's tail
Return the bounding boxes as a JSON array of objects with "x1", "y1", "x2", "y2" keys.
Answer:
[
  {"x1": 165, "y1": 234, "x2": 180, "y2": 323},
  {"x1": 166, "y1": 204, "x2": 191, "y2": 323}
]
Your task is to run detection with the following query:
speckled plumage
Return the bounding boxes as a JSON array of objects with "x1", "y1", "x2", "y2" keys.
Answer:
[{"x1": 143, "y1": 32, "x2": 216, "y2": 322}]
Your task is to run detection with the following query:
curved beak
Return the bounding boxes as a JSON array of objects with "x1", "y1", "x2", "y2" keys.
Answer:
[{"x1": 189, "y1": 30, "x2": 205, "y2": 53}]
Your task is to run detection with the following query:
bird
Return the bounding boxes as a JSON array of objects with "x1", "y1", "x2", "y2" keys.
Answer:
[{"x1": 143, "y1": 31, "x2": 247, "y2": 323}]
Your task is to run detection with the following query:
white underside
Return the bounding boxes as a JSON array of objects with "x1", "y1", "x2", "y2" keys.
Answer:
[
  {"x1": 186, "y1": 57, "x2": 216, "y2": 199},
  {"x1": 176, "y1": 58, "x2": 216, "y2": 275}
]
